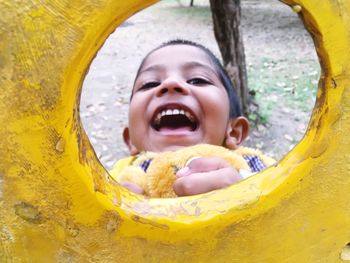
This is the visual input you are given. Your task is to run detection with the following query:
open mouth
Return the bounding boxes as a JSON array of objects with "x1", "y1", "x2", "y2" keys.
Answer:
[{"x1": 151, "y1": 107, "x2": 198, "y2": 132}]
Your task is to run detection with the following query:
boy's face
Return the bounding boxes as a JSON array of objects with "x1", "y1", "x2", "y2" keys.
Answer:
[{"x1": 124, "y1": 45, "x2": 244, "y2": 154}]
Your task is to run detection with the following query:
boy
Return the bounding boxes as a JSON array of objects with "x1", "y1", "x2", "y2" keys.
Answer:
[{"x1": 112, "y1": 39, "x2": 272, "y2": 196}]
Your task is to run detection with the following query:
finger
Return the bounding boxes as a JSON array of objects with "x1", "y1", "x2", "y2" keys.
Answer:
[
  {"x1": 119, "y1": 181, "x2": 144, "y2": 195},
  {"x1": 176, "y1": 166, "x2": 191, "y2": 177},
  {"x1": 186, "y1": 157, "x2": 231, "y2": 173},
  {"x1": 173, "y1": 167, "x2": 242, "y2": 196}
]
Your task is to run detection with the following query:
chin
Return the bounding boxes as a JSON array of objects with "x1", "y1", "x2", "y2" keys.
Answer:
[{"x1": 155, "y1": 144, "x2": 191, "y2": 152}]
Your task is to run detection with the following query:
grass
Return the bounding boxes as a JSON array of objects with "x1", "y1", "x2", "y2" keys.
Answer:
[{"x1": 247, "y1": 56, "x2": 320, "y2": 124}]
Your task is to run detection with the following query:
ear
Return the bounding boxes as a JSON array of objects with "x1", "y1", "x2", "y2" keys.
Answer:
[
  {"x1": 123, "y1": 127, "x2": 139, "y2": 155},
  {"x1": 224, "y1": 117, "x2": 250, "y2": 150}
]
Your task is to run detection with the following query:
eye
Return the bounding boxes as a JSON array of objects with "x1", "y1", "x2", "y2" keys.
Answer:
[
  {"x1": 138, "y1": 81, "x2": 160, "y2": 91},
  {"x1": 187, "y1": 78, "x2": 211, "y2": 86}
]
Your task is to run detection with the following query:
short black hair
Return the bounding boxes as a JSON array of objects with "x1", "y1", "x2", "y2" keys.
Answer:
[{"x1": 133, "y1": 39, "x2": 242, "y2": 118}]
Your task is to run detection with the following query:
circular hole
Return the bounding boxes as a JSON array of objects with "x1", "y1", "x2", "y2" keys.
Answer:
[
  {"x1": 80, "y1": 0, "x2": 319, "y2": 176},
  {"x1": 81, "y1": 1, "x2": 221, "y2": 170}
]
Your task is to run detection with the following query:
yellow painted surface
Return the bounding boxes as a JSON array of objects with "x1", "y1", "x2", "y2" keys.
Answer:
[{"x1": 0, "y1": 0, "x2": 350, "y2": 262}]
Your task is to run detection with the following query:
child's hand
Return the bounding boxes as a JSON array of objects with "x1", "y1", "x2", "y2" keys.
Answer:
[
  {"x1": 173, "y1": 157, "x2": 243, "y2": 196},
  {"x1": 119, "y1": 181, "x2": 144, "y2": 195}
]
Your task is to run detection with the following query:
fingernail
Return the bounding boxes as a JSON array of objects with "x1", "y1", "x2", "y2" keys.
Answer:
[
  {"x1": 185, "y1": 156, "x2": 201, "y2": 166},
  {"x1": 176, "y1": 166, "x2": 190, "y2": 177}
]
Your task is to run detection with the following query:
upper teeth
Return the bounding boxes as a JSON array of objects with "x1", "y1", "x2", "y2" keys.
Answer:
[{"x1": 154, "y1": 108, "x2": 194, "y2": 124}]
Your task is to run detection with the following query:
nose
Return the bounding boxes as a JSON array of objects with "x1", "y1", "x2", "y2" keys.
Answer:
[{"x1": 155, "y1": 76, "x2": 190, "y2": 97}]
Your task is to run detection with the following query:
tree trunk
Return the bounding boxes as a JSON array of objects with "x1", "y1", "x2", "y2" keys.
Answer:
[
  {"x1": 190, "y1": 0, "x2": 194, "y2": 7},
  {"x1": 209, "y1": 0, "x2": 250, "y2": 116}
]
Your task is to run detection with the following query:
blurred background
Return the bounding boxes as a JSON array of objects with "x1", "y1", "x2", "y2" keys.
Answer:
[{"x1": 80, "y1": 0, "x2": 320, "y2": 170}]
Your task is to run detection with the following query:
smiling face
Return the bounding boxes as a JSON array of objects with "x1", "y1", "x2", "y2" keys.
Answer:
[{"x1": 124, "y1": 44, "x2": 248, "y2": 154}]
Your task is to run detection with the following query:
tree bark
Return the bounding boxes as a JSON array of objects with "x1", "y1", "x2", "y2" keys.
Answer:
[{"x1": 209, "y1": 0, "x2": 249, "y2": 116}]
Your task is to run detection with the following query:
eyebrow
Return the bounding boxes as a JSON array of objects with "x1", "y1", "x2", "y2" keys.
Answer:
[
  {"x1": 182, "y1": 61, "x2": 218, "y2": 76},
  {"x1": 139, "y1": 61, "x2": 218, "y2": 77},
  {"x1": 138, "y1": 64, "x2": 165, "y2": 75}
]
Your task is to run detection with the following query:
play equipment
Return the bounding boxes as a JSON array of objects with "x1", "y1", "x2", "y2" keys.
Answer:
[{"x1": 1, "y1": 0, "x2": 350, "y2": 261}]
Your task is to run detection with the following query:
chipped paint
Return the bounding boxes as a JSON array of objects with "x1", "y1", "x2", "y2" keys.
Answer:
[
  {"x1": 341, "y1": 243, "x2": 350, "y2": 261},
  {"x1": 292, "y1": 5, "x2": 302, "y2": 13},
  {"x1": 14, "y1": 202, "x2": 43, "y2": 224},
  {"x1": 55, "y1": 137, "x2": 65, "y2": 153}
]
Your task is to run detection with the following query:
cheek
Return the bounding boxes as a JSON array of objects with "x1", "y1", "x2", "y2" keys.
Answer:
[
  {"x1": 202, "y1": 91, "x2": 230, "y2": 118},
  {"x1": 128, "y1": 100, "x2": 144, "y2": 128},
  {"x1": 128, "y1": 97, "x2": 152, "y2": 136},
  {"x1": 129, "y1": 95, "x2": 147, "y2": 116}
]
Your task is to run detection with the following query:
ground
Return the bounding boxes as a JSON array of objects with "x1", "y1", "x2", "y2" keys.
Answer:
[{"x1": 80, "y1": 0, "x2": 320, "y2": 169}]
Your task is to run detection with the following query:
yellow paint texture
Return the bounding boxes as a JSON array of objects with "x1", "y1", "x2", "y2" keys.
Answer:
[{"x1": 1, "y1": 0, "x2": 350, "y2": 262}]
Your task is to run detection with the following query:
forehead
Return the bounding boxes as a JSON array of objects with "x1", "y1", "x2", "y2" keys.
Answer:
[{"x1": 140, "y1": 44, "x2": 215, "y2": 72}]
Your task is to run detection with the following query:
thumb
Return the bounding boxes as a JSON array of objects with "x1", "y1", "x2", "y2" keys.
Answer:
[{"x1": 176, "y1": 157, "x2": 201, "y2": 177}]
